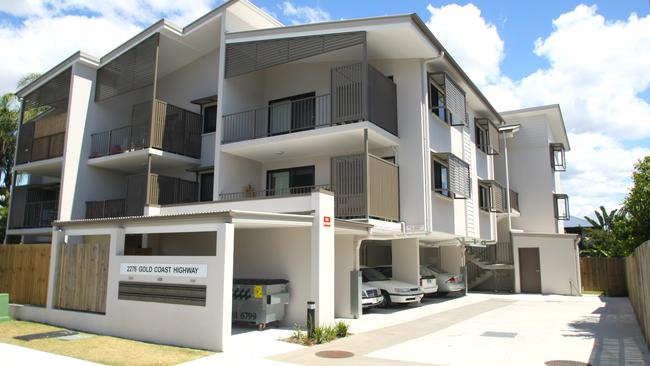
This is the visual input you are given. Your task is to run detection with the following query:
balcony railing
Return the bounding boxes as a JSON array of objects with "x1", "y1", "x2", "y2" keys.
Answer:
[
  {"x1": 85, "y1": 199, "x2": 126, "y2": 219},
  {"x1": 331, "y1": 154, "x2": 399, "y2": 221},
  {"x1": 90, "y1": 99, "x2": 202, "y2": 159},
  {"x1": 467, "y1": 242, "x2": 514, "y2": 265},
  {"x1": 222, "y1": 63, "x2": 397, "y2": 144},
  {"x1": 9, "y1": 185, "x2": 60, "y2": 229},
  {"x1": 509, "y1": 189, "x2": 520, "y2": 212},
  {"x1": 219, "y1": 184, "x2": 331, "y2": 202},
  {"x1": 123, "y1": 173, "x2": 199, "y2": 216},
  {"x1": 16, "y1": 115, "x2": 67, "y2": 164}
]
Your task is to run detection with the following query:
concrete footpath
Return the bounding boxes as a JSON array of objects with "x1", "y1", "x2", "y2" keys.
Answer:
[{"x1": 0, "y1": 342, "x2": 101, "y2": 365}]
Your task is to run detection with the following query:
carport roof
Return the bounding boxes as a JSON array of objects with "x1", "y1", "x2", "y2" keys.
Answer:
[{"x1": 54, "y1": 210, "x2": 373, "y2": 233}]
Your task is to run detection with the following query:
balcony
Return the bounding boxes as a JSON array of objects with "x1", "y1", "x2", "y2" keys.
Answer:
[
  {"x1": 85, "y1": 174, "x2": 198, "y2": 218},
  {"x1": 16, "y1": 113, "x2": 67, "y2": 176},
  {"x1": 90, "y1": 99, "x2": 202, "y2": 160},
  {"x1": 9, "y1": 184, "x2": 59, "y2": 229},
  {"x1": 217, "y1": 153, "x2": 400, "y2": 222},
  {"x1": 222, "y1": 63, "x2": 397, "y2": 145}
]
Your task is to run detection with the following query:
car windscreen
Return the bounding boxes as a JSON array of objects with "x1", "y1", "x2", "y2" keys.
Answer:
[{"x1": 362, "y1": 267, "x2": 389, "y2": 281}]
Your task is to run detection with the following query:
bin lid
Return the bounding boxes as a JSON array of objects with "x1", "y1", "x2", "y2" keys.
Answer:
[{"x1": 233, "y1": 278, "x2": 289, "y2": 285}]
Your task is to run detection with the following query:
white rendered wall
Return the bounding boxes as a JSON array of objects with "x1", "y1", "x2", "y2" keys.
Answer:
[
  {"x1": 439, "y1": 245, "x2": 463, "y2": 274},
  {"x1": 505, "y1": 115, "x2": 558, "y2": 233},
  {"x1": 218, "y1": 152, "x2": 261, "y2": 195},
  {"x1": 334, "y1": 235, "x2": 356, "y2": 318},
  {"x1": 512, "y1": 233, "x2": 581, "y2": 296},
  {"x1": 234, "y1": 227, "x2": 310, "y2": 326},
  {"x1": 391, "y1": 238, "x2": 420, "y2": 285}
]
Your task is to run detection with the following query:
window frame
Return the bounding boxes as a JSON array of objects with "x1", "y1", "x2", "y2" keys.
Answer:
[
  {"x1": 478, "y1": 183, "x2": 491, "y2": 211},
  {"x1": 475, "y1": 122, "x2": 488, "y2": 154},
  {"x1": 202, "y1": 104, "x2": 217, "y2": 134},
  {"x1": 553, "y1": 193, "x2": 570, "y2": 220},
  {"x1": 266, "y1": 165, "x2": 316, "y2": 196},
  {"x1": 432, "y1": 157, "x2": 450, "y2": 198},
  {"x1": 550, "y1": 143, "x2": 566, "y2": 171},
  {"x1": 199, "y1": 171, "x2": 214, "y2": 202}
]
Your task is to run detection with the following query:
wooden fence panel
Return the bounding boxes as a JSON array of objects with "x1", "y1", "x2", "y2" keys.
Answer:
[
  {"x1": 626, "y1": 241, "x2": 650, "y2": 350},
  {"x1": 580, "y1": 257, "x2": 627, "y2": 296},
  {"x1": 0, "y1": 244, "x2": 51, "y2": 306},
  {"x1": 55, "y1": 242, "x2": 109, "y2": 314}
]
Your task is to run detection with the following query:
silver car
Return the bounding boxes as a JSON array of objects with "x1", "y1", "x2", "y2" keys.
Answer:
[{"x1": 425, "y1": 265, "x2": 465, "y2": 294}]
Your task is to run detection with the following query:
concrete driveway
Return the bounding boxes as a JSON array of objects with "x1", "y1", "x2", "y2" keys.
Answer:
[{"x1": 265, "y1": 293, "x2": 650, "y2": 366}]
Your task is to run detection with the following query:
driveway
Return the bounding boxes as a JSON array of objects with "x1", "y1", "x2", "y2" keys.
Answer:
[{"x1": 265, "y1": 293, "x2": 650, "y2": 366}]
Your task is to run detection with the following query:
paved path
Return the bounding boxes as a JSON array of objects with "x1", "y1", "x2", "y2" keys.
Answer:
[
  {"x1": 267, "y1": 295, "x2": 650, "y2": 366},
  {"x1": 0, "y1": 343, "x2": 101, "y2": 365}
]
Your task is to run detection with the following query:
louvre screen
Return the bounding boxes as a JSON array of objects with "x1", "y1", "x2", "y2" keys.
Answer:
[
  {"x1": 225, "y1": 32, "x2": 366, "y2": 78},
  {"x1": 447, "y1": 153, "x2": 471, "y2": 199},
  {"x1": 444, "y1": 74, "x2": 466, "y2": 126},
  {"x1": 95, "y1": 33, "x2": 159, "y2": 101}
]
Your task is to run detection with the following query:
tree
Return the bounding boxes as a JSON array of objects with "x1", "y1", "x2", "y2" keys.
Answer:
[
  {"x1": 584, "y1": 206, "x2": 618, "y2": 231},
  {"x1": 624, "y1": 156, "x2": 650, "y2": 244}
]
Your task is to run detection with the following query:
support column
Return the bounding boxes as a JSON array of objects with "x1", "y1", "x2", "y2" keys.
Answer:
[
  {"x1": 105, "y1": 227, "x2": 125, "y2": 316},
  {"x1": 46, "y1": 228, "x2": 65, "y2": 308},
  {"x1": 215, "y1": 223, "x2": 234, "y2": 351},
  {"x1": 391, "y1": 238, "x2": 420, "y2": 285},
  {"x1": 310, "y1": 190, "x2": 335, "y2": 325}
]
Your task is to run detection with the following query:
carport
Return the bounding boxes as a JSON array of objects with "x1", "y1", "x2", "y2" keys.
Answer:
[{"x1": 12, "y1": 191, "x2": 352, "y2": 352}]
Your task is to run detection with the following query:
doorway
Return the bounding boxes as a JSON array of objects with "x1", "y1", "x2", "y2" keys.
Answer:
[{"x1": 518, "y1": 247, "x2": 541, "y2": 293}]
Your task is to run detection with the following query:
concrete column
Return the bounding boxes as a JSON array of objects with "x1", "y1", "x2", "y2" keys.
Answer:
[
  {"x1": 310, "y1": 190, "x2": 335, "y2": 325},
  {"x1": 392, "y1": 238, "x2": 420, "y2": 285},
  {"x1": 334, "y1": 235, "x2": 356, "y2": 318},
  {"x1": 59, "y1": 63, "x2": 95, "y2": 221},
  {"x1": 46, "y1": 229, "x2": 65, "y2": 308},
  {"x1": 215, "y1": 223, "x2": 234, "y2": 351},
  {"x1": 105, "y1": 227, "x2": 125, "y2": 316}
]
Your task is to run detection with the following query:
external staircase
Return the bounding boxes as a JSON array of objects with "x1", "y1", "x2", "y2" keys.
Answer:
[{"x1": 466, "y1": 242, "x2": 514, "y2": 290}]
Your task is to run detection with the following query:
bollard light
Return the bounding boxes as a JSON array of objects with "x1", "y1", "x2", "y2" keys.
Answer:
[{"x1": 307, "y1": 301, "x2": 316, "y2": 339}]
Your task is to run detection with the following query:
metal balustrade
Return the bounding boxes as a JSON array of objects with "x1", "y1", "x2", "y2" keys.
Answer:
[
  {"x1": 219, "y1": 184, "x2": 331, "y2": 202},
  {"x1": 22, "y1": 200, "x2": 58, "y2": 228},
  {"x1": 90, "y1": 99, "x2": 202, "y2": 159},
  {"x1": 85, "y1": 199, "x2": 127, "y2": 219}
]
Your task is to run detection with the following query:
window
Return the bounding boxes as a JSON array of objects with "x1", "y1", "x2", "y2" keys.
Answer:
[
  {"x1": 199, "y1": 172, "x2": 214, "y2": 202},
  {"x1": 266, "y1": 166, "x2": 315, "y2": 196},
  {"x1": 428, "y1": 73, "x2": 466, "y2": 126},
  {"x1": 554, "y1": 194, "x2": 570, "y2": 220},
  {"x1": 475, "y1": 123, "x2": 488, "y2": 154},
  {"x1": 550, "y1": 143, "x2": 566, "y2": 171},
  {"x1": 479, "y1": 184, "x2": 491, "y2": 211},
  {"x1": 433, "y1": 160, "x2": 450, "y2": 197},
  {"x1": 203, "y1": 105, "x2": 217, "y2": 133},
  {"x1": 268, "y1": 92, "x2": 316, "y2": 135},
  {"x1": 428, "y1": 75, "x2": 446, "y2": 122}
]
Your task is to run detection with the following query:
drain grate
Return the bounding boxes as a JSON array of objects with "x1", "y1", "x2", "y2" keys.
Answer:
[
  {"x1": 14, "y1": 330, "x2": 78, "y2": 341},
  {"x1": 481, "y1": 331, "x2": 518, "y2": 338},
  {"x1": 545, "y1": 361, "x2": 591, "y2": 366},
  {"x1": 315, "y1": 350, "x2": 355, "y2": 359}
]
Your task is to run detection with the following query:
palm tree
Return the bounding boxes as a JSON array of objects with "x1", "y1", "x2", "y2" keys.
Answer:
[{"x1": 584, "y1": 206, "x2": 619, "y2": 232}]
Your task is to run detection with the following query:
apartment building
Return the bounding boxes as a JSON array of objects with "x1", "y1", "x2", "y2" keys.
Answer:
[{"x1": 4, "y1": 0, "x2": 579, "y2": 351}]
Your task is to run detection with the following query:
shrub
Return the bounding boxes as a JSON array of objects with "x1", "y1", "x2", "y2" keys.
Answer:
[
  {"x1": 312, "y1": 325, "x2": 337, "y2": 344},
  {"x1": 335, "y1": 321, "x2": 349, "y2": 337},
  {"x1": 291, "y1": 324, "x2": 306, "y2": 342}
]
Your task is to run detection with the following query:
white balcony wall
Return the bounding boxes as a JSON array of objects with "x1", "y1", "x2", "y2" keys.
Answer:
[{"x1": 218, "y1": 152, "x2": 261, "y2": 195}]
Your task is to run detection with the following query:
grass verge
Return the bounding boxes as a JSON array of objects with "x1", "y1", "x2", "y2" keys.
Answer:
[{"x1": 0, "y1": 320, "x2": 213, "y2": 366}]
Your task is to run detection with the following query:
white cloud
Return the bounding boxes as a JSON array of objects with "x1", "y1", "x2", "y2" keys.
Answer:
[
  {"x1": 425, "y1": 3, "x2": 504, "y2": 86},
  {"x1": 564, "y1": 133, "x2": 650, "y2": 217},
  {"x1": 0, "y1": 0, "x2": 218, "y2": 93},
  {"x1": 280, "y1": 1, "x2": 330, "y2": 25},
  {"x1": 425, "y1": 3, "x2": 650, "y2": 217}
]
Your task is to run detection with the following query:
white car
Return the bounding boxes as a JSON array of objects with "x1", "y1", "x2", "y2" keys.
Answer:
[
  {"x1": 425, "y1": 265, "x2": 465, "y2": 294},
  {"x1": 374, "y1": 265, "x2": 438, "y2": 296},
  {"x1": 361, "y1": 284, "x2": 384, "y2": 309},
  {"x1": 361, "y1": 266, "x2": 423, "y2": 307}
]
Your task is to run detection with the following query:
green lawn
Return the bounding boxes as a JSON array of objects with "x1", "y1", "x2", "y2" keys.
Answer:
[{"x1": 0, "y1": 320, "x2": 214, "y2": 366}]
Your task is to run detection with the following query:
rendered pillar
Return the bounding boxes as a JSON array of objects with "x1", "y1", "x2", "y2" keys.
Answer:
[{"x1": 310, "y1": 190, "x2": 335, "y2": 325}]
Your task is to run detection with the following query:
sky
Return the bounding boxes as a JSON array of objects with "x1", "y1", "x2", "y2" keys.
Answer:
[{"x1": 0, "y1": 0, "x2": 649, "y2": 219}]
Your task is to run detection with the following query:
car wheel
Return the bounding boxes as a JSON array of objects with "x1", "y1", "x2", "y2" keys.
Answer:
[
  {"x1": 381, "y1": 290, "x2": 392, "y2": 308},
  {"x1": 437, "y1": 292, "x2": 448, "y2": 297}
]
